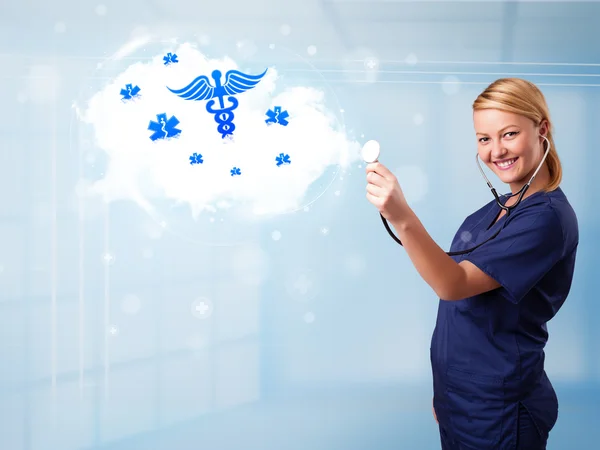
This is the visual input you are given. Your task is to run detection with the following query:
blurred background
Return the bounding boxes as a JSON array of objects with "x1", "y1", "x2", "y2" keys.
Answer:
[{"x1": 1, "y1": 0, "x2": 599, "y2": 449}]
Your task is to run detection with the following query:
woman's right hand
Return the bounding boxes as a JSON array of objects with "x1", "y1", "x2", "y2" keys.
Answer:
[{"x1": 432, "y1": 398, "x2": 438, "y2": 423}]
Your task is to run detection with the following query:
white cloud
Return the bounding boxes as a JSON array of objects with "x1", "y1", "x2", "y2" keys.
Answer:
[{"x1": 78, "y1": 41, "x2": 360, "y2": 219}]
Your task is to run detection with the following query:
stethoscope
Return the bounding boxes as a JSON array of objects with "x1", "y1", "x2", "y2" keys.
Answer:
[{"x1": 362, "y1": 136, "x2": 551, "y2": 256}]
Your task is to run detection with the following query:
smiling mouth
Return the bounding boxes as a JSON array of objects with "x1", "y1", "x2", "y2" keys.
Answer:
[{"x1": 494, "y1": 157, "x2": 518, "y2": 170}]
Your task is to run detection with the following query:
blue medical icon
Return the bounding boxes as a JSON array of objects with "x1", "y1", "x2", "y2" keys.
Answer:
[
  {"x1": 265, "y1": 106, "x2": 289, "y2": 126},
  {"x1": 120, "y1": 83, "x2": 141, "y2": 101},
  {"x1": 163, "y1": 52, "x2": 178, "y2": 65},
  {"x1": 167, "y1": 69, "x2": 268, "y2": 139},
  {"x1": 275, "y1": 153, "x2": 291, "y2": 166},
  {"x1": 189, "y1": 152, "x2": 204, "y2": 165},
  {"x1": 148, "y1": 113, "x2": 182, "y2": 141}
]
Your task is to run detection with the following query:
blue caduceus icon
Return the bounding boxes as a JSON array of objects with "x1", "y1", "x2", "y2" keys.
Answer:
[{"x1": 167, "y1": 69, "x2": 267, "y2": 139}]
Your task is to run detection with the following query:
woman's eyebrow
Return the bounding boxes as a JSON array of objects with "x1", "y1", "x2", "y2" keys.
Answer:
[{"x1": 476, "y1": 125, "x2": 520, "y2": 136}]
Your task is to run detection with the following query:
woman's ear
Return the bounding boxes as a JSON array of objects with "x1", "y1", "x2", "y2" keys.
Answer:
[{"x1": 538, "y1": 119, "x2": 550, "y2": 138}]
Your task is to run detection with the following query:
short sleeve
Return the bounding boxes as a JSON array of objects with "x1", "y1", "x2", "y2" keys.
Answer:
[{"x1": 463, "y1": 206, "x2": 565, "y2": 303}]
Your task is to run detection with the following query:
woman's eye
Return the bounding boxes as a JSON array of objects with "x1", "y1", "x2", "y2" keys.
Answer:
[
  {"x1": 505, "y1": 131, "x2": 518, "y2": 138},
  {"x1": 479, "y1": 137, "x2": 489, "y2": 143}
]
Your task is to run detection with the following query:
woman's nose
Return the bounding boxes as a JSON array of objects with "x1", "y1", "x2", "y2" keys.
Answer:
[{"x1": 491, "y1": 141, "x2": 508, "y2": 159}]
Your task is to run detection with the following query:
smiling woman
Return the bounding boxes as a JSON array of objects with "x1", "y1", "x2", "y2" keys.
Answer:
[
  {"x1": 473, "y1": 78, "x2": 563, "y2": 194},
  {"x1": 365, "y1": 77, "x2": 579, "y2": 450}
]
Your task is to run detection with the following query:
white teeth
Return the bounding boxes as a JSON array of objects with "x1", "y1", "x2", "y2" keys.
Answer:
[{"x1": 497, "y1": 158, "x2": 516, "y2": 168}]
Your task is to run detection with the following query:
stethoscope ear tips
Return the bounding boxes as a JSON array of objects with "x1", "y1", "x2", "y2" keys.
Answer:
[{"x1": 361, "y1": 140, "x2": 380, "y2": 163}]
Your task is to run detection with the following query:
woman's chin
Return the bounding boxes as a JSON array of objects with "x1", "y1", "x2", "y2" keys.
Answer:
[
  {"x1": 497, "y1": 173, "x2": 530, "y2": 189},
  {"x1": 494, "y1": 167, "x2": 522, "y2": 185},
  {"x1": 497, "y1": 173, "x2": 516, "y2": 184}
]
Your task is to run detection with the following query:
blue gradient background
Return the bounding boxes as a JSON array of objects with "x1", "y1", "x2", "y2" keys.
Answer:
[{"x1": 1, "y1": 1, "x2": 599, "y2": 449}]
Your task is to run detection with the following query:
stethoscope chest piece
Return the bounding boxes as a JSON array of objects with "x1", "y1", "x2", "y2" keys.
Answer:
[{"x1": 361, "y1": 140, "x2": 380, "y2": 163}]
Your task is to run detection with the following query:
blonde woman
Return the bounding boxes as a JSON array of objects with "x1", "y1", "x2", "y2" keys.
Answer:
[{"x1": 366, "y1": 78, "x2": 579, "y2": 449}]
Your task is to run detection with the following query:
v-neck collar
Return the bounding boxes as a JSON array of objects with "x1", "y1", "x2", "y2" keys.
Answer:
[
  {"x1": 485, "y1": 209, "x2": 506, "y2": 231},
  {"x1": 484, "y1": 189, "x2": 549, "y2": 231}
]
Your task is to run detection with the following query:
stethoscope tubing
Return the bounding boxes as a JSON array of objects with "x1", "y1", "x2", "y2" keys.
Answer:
[{"x1": 380, "y1": 136, "x2": 551, "y2": 255}]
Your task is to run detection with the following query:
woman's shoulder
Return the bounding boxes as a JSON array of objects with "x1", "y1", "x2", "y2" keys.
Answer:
[
  {"x1": 520, "y1": 187, "x2": 577, "y2": 224},
  {"x1": 509, "y1": 187, "x2": 579, "y2": 247},
  {"x1": 546, "y1": 187, "x2": 579, "y2": 244}
]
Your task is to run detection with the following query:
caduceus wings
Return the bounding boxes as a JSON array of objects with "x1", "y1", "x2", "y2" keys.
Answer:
[
  {"x1": 167, "y1": 69, "x2": 268, "y2": 100},
  {"x1": 222, "y1": 69, "x2": 267, "y2": 95},
  {"x1": 167, "y1": 75, "x2": 215, "y2": 100}
]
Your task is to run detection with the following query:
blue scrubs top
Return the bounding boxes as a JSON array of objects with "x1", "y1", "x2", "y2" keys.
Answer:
[{"x1": 430, "y1": 187, "x2": 579, "y2": 449}]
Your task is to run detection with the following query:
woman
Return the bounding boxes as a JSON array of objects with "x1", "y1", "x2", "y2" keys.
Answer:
[{"x1": 365, "y1": 77, "x2": 579, "y2": 449}]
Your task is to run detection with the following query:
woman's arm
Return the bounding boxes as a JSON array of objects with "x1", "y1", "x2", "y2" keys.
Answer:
[
  {"x1": 366, "y1": 162, "x2": 500, "y2": 301},
  {"x1": 389, "y1": 211, "x2": 500, "y2": 301}
]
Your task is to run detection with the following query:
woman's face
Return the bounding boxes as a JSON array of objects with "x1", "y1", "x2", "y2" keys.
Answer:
[{"x1": 473, "y1": 109, "x2": 548, "y2": 189}]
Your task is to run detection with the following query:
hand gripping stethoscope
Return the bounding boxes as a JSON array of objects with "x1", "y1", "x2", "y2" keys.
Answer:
[{"x1": 362, "y1": 136, "x2": 551, "y2": 256}]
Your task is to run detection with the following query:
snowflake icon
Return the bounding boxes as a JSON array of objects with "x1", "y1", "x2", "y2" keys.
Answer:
[
  {"x1": 189, "y1": 153, "x2": 204, "y2": 165},
  {"x1": 163, "y1": 52, "x2": 179, "y2": 66},
  {"x1": 148, "y1": 113, "x2": 182, "y2": 141},
  {"x1": 265, "y1": 106, "x2": 289, "y2": 126},
  {"x1": 120, "y1": 83, "x2": 141, "y2": 102},
  {"x1": 230, "y1": 167, "x2": 242, "y2": 176},
  {"x1": 275, "y1": 153, "x2": 291, "y2": 166}
]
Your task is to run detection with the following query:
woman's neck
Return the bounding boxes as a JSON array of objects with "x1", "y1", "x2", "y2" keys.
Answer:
[{"x1": 508, "y1": 162, "x2": 551, "y2": 197}]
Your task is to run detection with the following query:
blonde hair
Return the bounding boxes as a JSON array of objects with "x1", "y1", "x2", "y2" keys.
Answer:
[{"x1": 472, "y1": 78, "x2": 562, "y2": 192}]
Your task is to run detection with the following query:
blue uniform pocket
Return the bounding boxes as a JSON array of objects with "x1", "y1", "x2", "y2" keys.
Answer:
[
  {"x1": 453, "y1": 293, "x2": 492, "y2": 312},
  {"x1": 445, "y1": 366, "x2": 506, "y2": 448},
  {"x1": 516, "y1": 402, "x2": 547, "y2": 449}
]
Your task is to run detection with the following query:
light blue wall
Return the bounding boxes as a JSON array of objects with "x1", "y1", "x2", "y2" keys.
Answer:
[{"x1": 1, "y1": 1, "x2": 598, "y2": 449}]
